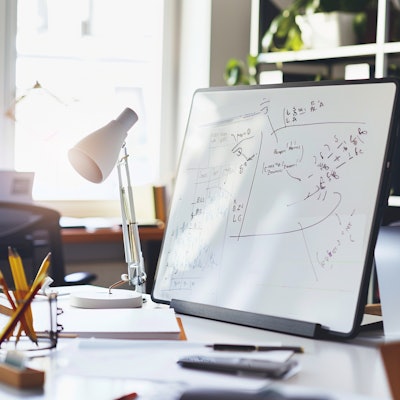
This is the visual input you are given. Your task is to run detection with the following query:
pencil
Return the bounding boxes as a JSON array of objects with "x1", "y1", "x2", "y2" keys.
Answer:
[
  {"x1": 8, "y1": 248, "x2": 37, "y2": 344},
  {"x1": 0, "y1": 271, "x2": 47, "y2": 345},
  {"x1": 32, "y1": 253, "x2": 51, "y2": 288},
  {"x1": 0, "y1": 271, "x2": 17, "y2": 309},
  {"x1": 0, "y1": 271, "x2": 19, "y2": 340},
  {"x1": 0, "y1": 303, "x2": 13, "y2": 317},
  {"x1": 0, "y1": 270, "x2": 34, "y2": 342}
]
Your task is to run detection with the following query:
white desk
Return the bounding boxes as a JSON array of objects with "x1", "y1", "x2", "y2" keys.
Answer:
[
  {"x1": 180, "y1": 315, "x2": 391, "y2": 399},
  {"x1": 0, "y1": 292, "x2": 392, "y2": 400}
]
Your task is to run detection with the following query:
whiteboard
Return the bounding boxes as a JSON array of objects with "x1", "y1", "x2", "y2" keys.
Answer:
[{"x1": 152, "y1": 79, "x2": 400, "y2": 337}]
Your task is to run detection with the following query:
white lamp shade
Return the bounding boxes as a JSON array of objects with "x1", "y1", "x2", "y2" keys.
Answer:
[{"x1": 68, "y1": 108, "x2": 138, "y2": 183}]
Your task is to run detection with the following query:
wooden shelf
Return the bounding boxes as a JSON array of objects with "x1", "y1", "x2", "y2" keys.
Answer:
[{"x1": 61, "y1": 225, "x2": 165, "y2": 244}]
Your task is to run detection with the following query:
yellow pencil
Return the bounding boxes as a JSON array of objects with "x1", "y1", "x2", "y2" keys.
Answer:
[
  {"x1": 24, "y1": 252, "x2": 51, "y2": 343},
  {"x1": 0, "y1": 272, "x2": 46, "y2": 345},
  {"x1": 0, "y1": 271, "x2": 14, "y2": 319},
  {"x1": 0, "y1": 270, "x2": 30, "y2": 341},
  {"x1": 8, "y1": 248, "x2": 23, "y2": 296},
  {"x1": 32, "y1": 252, "x2": 51, "y2": 288},
  {"x1": 0, "y1": 304, "x2": 13, "y2": 317},
  {"x1": 7, "y1": 248, "x2": 37, "y2": 344},
  {"x1": 8, "y1": 248, "x2": 29, "y2": 330},
  {"x1": 0, "y1": 271, "x2": 17, "y2": 309},
  {"x1": 12, "y1": 248, "x2": 29, "y2": 289}
]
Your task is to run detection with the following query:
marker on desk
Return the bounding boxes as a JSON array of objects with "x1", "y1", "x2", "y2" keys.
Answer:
[{"x1": 206, "y1": 343, "x2": 304, "y2": 353}]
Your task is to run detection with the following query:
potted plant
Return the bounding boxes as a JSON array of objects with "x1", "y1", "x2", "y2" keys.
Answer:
[
  {"x1": 224, "y1": 55, "x2": 258, "y2": 86},
  {"x1": 262, "y1": 0, "x2": 377, "y2": 52}
]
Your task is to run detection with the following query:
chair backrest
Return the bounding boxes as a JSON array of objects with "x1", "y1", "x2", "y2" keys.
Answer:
[{"x1": 0, "y1": 201, "x2": 66, "y2": 288}]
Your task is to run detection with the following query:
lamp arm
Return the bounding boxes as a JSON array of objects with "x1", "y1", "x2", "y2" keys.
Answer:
[{"x1": 117, "y1": 144, "x2": 146, "y2": 291}]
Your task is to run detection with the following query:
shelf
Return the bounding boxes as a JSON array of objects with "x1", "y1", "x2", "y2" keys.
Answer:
[
  {"x1": 254, "y1": 1, "x2": 399, "y2": 80},
  {"x1": 383, "y1": 41, "x2": 400, "y2": 55},
  {"x1": 61, "y1": 225, "x2": 165, "y2": 244},
  {"x1": 257, "y1": 42, "x2": 400, "y2": 65}
]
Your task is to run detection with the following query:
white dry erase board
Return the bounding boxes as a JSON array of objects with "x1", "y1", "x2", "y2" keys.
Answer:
[{"x1": 152, "y1": 79, "x2": 400, "y2": 338}]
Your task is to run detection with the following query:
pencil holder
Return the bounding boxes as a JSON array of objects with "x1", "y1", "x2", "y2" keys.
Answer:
[{"x1": 0, "y1": 292, "x2": 63, "y2": 355}]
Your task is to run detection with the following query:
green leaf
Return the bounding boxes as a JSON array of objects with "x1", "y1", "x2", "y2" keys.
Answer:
[
  {"x1": 262, "y1": 14, "x2": 284, "y2": 51},
  {"x1": 285, "y1": 25, "x2": 303, "y2": 51}
]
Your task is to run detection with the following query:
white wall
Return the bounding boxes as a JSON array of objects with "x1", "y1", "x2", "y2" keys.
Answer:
[
  {"x1": 158, "y1": 0, "x2": 252, "y2": 192},
  {"x1": 210, "y1": 0, "x2": 252, "y2": 86},
  {"x1": 171, "y1": 0, "x2": 252, "y2": 175}
]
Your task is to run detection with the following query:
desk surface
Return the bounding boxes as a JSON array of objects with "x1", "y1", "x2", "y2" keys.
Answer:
[
  {"x1": 0, "y1": 289, "x2": 391, "y2": 400},
  {"x1": 180, "y1": 315, "x2": 390, "y2": 399}
]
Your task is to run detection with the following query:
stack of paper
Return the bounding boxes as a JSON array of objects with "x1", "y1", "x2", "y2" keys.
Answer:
[{"x1": 57, "y1": 307, "x2": 182, "y2": 340}]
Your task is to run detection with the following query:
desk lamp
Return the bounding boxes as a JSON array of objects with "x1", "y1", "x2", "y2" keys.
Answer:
[{"x1": 68, "y1": 108, "x2": 146, "y2": 308}]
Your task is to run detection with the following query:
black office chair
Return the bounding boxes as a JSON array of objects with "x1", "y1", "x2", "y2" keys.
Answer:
[{"x1": 0, "y1": 201, "x2": 97, "y2": 289}]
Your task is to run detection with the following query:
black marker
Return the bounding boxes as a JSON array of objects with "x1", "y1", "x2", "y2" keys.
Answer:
[{"x1": 206, "y1": 343, "x2": 304, "y2": 353}]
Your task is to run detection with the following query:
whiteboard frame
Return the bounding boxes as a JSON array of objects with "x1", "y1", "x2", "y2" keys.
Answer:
[{"x1": 152, "y1": 79, "x2": 400, "y2": 339}]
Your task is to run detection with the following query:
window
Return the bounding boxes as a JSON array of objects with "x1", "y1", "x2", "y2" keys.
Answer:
[
  {"x1": 1, "y1": 1, "x2": 236, "y2": 217},
  {"x1": 12, "y1": 0, "x2": 164, "y2": 204}
]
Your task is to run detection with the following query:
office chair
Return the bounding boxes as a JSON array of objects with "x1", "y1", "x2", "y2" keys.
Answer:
[{"x1": 0, "y1": 201, "x2": 97, "y2": 289}]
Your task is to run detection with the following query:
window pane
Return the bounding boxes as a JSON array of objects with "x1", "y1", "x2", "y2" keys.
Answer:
[{"x1": 15, "y1": 0, "x2": 163, "y2": 200}]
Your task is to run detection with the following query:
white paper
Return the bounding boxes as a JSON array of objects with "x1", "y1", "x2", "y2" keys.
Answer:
[
  {"x1": 57, "y1": 307, "x2": 181, "y2": 339},
  {"x1": 56, "y1": 339, "x2": 294, "y2": 391}
]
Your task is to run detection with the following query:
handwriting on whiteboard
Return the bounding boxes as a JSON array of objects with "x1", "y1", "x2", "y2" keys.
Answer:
[{"x1": 159, "y1": 95, "x2": 368, "y2": 296}]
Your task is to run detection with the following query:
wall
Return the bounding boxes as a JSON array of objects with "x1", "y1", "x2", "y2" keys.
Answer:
[
  {"x1": 210, "y1": 0, "x2": 252, "y2": 86},
  {"x1": 173, "y1": 0, "x2": 252, "y2": 165}
]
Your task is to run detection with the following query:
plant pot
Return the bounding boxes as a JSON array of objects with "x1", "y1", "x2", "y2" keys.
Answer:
[{"x1": 296, "y1": 12, "x2": 357, "y2": 49}]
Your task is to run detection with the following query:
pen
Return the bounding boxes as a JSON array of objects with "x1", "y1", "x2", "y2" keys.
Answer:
[{"x1": 206, "y1": 343, "x2": 304, "y2": 353}]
